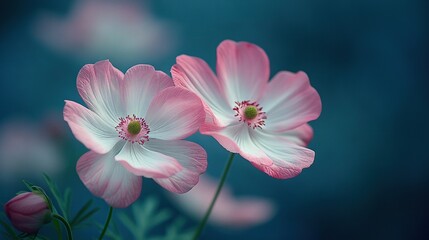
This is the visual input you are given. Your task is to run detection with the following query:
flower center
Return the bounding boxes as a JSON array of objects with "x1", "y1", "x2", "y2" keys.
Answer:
[
  {"x1": 244, "y1": 106, "x2": 258, "y2": 120},
  {"x1": 127, "y1": 121, "x2": 141, "y2": 135},
  {"x1": 116, "y1": 114, "x2": 150, "y2": 144},
  {"x1": 233, "y1": 100, "x2": 267, "y2": 129}
]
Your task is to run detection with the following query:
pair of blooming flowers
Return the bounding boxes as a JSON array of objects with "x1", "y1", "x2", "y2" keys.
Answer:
[{"x1": 64, "y1": 40, "x2": 322, "y2": 208}]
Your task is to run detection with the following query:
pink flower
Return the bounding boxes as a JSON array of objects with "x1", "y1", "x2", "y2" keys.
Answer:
[
  {"x1": 4, "y1": 192, "x2": 51, "y2": 234},
  {"x1": 172, "y1": 176, "x2": 275, "y2": 228},
  {"x1": 172, "y1": 40, "x2": 321, "y2": 179},
  {"x1": 34, "y1": 0, "x2": 176, "y2": 63},
  {"x1": 64, "y1": 60, "x2": 207, "y2": 208}
]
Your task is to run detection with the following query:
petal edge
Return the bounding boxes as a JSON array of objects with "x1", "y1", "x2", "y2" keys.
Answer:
[
  {"x1": 77, "y1": 147, "x2": 142, "y2": 208},
  {"x1": 64, "y1": 100, "x2": 118, "y2": 154}
]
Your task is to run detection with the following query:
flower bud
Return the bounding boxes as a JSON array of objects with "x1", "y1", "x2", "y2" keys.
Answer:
[{"x1": 4, "y1": 192, "x2": 51, "y2": 233}]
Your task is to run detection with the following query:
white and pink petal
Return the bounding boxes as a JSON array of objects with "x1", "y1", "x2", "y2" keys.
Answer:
[
  {"x1": 115, "y1": 142, "x2": 182, "y2": 178},
  {"x1": 77, "y1": 60, "x2": 125, "y2": 126},
  {"x1": 282, "y1": 124, "x2": 313, "y2": 147},
  {"x1": 251, "y1": 131, "x2": 315, "y2": 179},
  {"x1": 202, "y1": 123, "x2": 273, "y2": 166},
  {"x1": 172, "y1": 55, "x2": 234, "y2": 127},
  {"x1": 261, "y1": 71, "x2": 321, "y2": 132},
  {"x1": 146, "y1": 139, "x2": 207, "y2": 193},
  {"x1": 216, "y1": 40, "x2": 269, "y2": 102},
  {"x1": 263, "y1": 124, "x2": 314, "y2": 147},
  {"x1": 76, "y1": 144, "x2": 142, "y2": 208},
  {"x1": 145, "y1": 87, "x2": 204, "y2": 140},
  {"x1": 123, "y1": 64, "x2": 174, "y2": 117},
  {"x1": 64, "y1": 100, "x2": 119, "y2": 154},
  {"x1": 202, "y1": 122, "x2": 314, "y2": 179}
]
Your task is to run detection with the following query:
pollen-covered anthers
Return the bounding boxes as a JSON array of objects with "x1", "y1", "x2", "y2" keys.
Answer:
[
  {"x1": 115, "y1": 114, "x2": 150, "y2": 144},
  {"x1": 233, "y1": 100, "x2": 267, "y2": 129}
]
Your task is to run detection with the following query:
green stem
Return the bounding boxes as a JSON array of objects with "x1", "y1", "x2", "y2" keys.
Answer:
[
  {"x1": 192, "y1": 152, "x2": 235, "y2": 240},
  {"x1": 52, "y1": 218, "x2": 63, "y2": 240},
  {"x1": 98, "y1": 206, "x2": 113, "y2": 240},
  {"x1": 52, "y1": 214, "x2": 73, "y2": 240}
]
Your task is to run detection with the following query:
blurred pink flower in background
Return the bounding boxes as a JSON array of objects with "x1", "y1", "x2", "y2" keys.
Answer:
[
  {"x1": 64, "y1": 60, "x2": 207, "y2": 208},
  {"x1": 172, "y1": 40, "x2": 322, "y2": 179},
  {"x1": 34, "y1": 0, "x2": 177, "y2": 63},
  {"x1": 4, "y1": 192, "x2": 51, "y2": 234},
  {"x1": 0, "y1": 119, "x2": 64, "y2": 183},
  {"x1": 172, "y1": 175, "x2": 275, "y2": 228}
]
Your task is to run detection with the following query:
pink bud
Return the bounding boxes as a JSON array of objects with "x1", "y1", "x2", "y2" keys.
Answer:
[{"x1": 4, "y1": 192, "x2": 51, "y2": 233}]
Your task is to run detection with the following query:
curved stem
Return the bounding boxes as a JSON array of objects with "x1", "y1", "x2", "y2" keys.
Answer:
[
  {"x1": 98, "y1": 206, "x2": 113, "y2": 240},
  {"x1": 192, "y1": 152, "x2": 235, "y2": 240},
  {"x1": 52, "y1": 214, "x2": 73, "y2": 240}
]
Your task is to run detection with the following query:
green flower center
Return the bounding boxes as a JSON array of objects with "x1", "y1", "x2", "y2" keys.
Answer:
[
  {"x1": 244, "y1": 106, "x2": 258, "y2": 120},
  {"x1": 127, "y1": 121, "x2": 141, "y2": 135}
]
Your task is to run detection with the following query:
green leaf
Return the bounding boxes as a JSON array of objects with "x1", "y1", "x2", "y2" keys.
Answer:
[
  {"x1": 52, "y1": 218, "x2": 63, "y2": 240},
  {"x1": 70, "y1": 199, "x2": 92, "y2": 225},
  {"x1": 70, "y1": 199, "x2": 99, "y2": 228},
  {"x1": 1, "y1": 231, "x2": 19, "y2": 240},
  {"x1": 18, "y1": 232, "x2": 41, "y2": 239},
  {"x1": 149, "y1": 217, "x2": 193, "y2": 240},
  {"x1": 96, "y1": 221, "x2": 123, "y2": 240},
  {"x1": 149, "y1": 209, "x2": 171, "y2": 229},
  {"x1": 35, "y1": 235, "x2": 51, "y2": 240},
  {"x1": 63, "y1": 188, "x2": 72, "y2": 220},
  {"x1": 135, "y1": 196, "x2": 171, "y2": 229},
  {"x1": 22, "y1": 179, "x2": 35, "y2": 192},
  {"x1": 118, "y1": 211, "x2": 139, "y2": 239},
  {"x1": 30, "y1": 232, "x2": 38, "y2": 240},
  {"x1": 117, "y1": 196, "x2": 194, "y2": 240},
  {"x1": 43, "y1": 173, "x2": 67, "y2": 218},
  {"x1": 167, "y1": 218, "x2": 194, "y2": 240},
  {"x1": 0, "y1": 220, "x2": 19, "y2": 240},
  {"x1": 72, "y1": 207, "x2": 99, "y2": 227},
  {"x1": 30, "y1": 186, "x2": 54, "y2": 213}
]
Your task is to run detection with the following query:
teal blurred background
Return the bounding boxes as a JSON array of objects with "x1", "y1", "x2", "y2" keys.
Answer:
[{"x1": 0, "y1": 0, "x2": 428, "y2": 239}]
